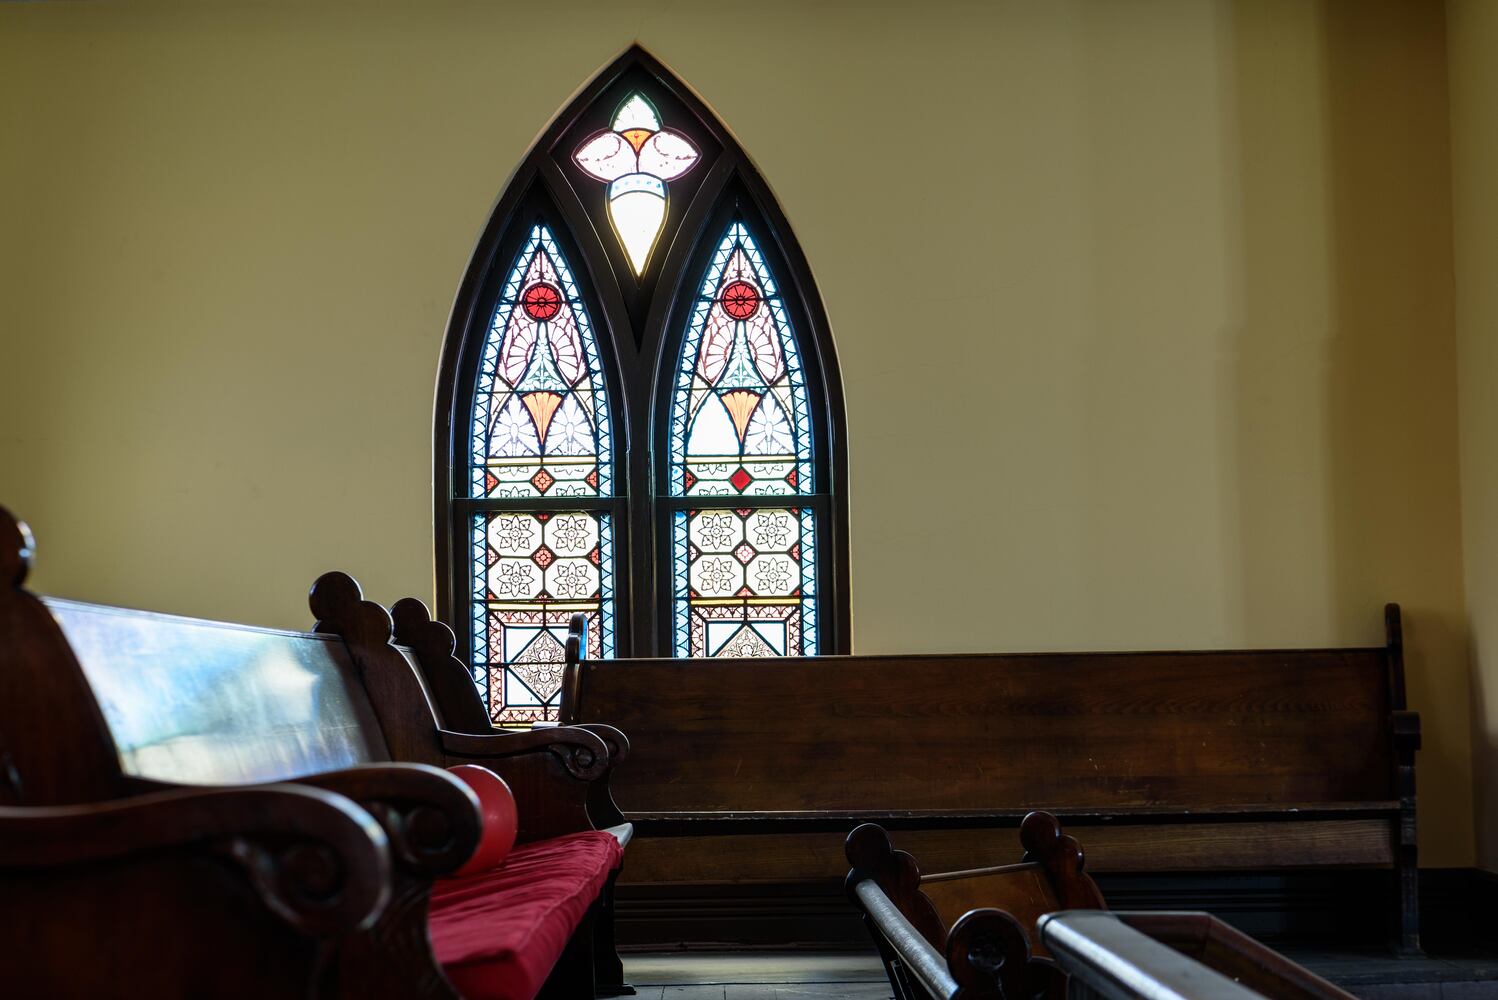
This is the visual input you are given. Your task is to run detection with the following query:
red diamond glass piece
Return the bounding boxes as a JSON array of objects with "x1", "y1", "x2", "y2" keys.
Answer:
[
  {"x1": 585, "y1": 468, "x2": 599, "y2": 490},
  {"x1": 532, "y1": 546, "x2": 556, "y2": 570},
  {"x1": 733, "y1": 542, "x2": 756, "y2": 565},
  {"x1": 729, "y1": 467, "x2": 753, "y2": 492},
  {"x1": 785, "y1": 469, "x2": 797, "y2": 489},
  {"x1": 588, "y1": 548, "x2": 601, "y2": 566},
  {"x1": 683, "y1": 469, "x2": 697, "y2": 491},
  {"x1": 531, "y1": 469, "x2": 556, "y2": 494},
  {"x1": 789, "y1": 543, "x2": 801, "y2": 562},
  {"x1": 485, "y1": 470, "x2": 500, "y2": 494},
  {"x1": 486, "y1": 545, "x2": 500, "y2": 567}
]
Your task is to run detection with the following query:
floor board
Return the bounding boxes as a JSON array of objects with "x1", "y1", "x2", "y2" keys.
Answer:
[{"x1": 622, "y1": 949, "x2": 1498, "y2": 999}]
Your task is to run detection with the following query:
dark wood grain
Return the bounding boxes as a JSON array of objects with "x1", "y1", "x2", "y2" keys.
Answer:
[
  {"x1": 569, "y1": 650, "x2": 1394, "y2": 812},
  {"x1": 619, "y1": 819, "x2": 1397, "y2": 884}
]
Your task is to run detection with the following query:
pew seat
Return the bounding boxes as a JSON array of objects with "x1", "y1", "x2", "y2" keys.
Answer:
[
  {"x1": 432, "y1": 830, "x2": 625, "y2": 1000},
  {"x1": 0, "y1": 505, "x2": 630, "y2": 999}
]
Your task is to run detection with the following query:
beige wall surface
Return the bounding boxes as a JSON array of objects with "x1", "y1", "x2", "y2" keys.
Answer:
[
  {"x1": 1449, "y1": 0, "x2": 1498, "y2": 870},
  {"x1": 0, "y1": 1, "x2": 1473, "y2": 863}
]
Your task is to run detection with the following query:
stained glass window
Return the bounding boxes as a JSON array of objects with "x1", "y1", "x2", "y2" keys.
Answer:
[
  {"x1": 667, "y1": 223, "x2": 820, "y2": 657},
  {"x1": 574, "y1": 93, "x2": 700, "y2": 274},
  {"x1": 469, "y1": 224, "x2": 616, "y2": 723},
  {"x1": 442, "y1": 50, "x2": 846, "y2": 683}
]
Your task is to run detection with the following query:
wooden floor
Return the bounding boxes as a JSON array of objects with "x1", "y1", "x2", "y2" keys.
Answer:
[
  {"x1": 622, "y1": 949, "x2": 1498, "y2": 1000},
  {"x1": 623, "y1": 952, "x2": 888, "y2": 999}
]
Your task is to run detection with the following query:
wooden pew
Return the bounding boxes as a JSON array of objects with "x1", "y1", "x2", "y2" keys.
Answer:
[
  {"x1": 848, "y1": 815, "x2": 1356, "y2": 1000},
  {"x1": 391, "y1": 597, "x2": 633, "y2": 996},
  {"x1": 846, "y1": 811, "x2": 1100, "y2": 999},
  {"x1": 553, "y1": 612, "x2": 1421, "y2": 951},
  {"x1": 0, "y1": 506, "x2": 629, "y2": 999},
  {"x1": 1040, "y1": 911, "x2": 1358, "y2": 1000}
]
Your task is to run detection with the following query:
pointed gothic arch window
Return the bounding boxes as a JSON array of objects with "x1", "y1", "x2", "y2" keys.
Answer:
[{"x1": 436, "y1": 48, "x2": 848, "y2": 724}]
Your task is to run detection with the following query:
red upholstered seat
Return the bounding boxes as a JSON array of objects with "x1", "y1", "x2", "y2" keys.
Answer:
[{"x1": 429, "y1": 830, "x2": 624, "y2": 1000}]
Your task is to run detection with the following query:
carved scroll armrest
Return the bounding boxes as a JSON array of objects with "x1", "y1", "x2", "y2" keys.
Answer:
[
  {"x1": 440, "y1": 727, "x2": 611, "y2": 841},
  {"x1": 291, "y1": 762, "x2": 482, "y2": 878},
  {"x1": 440, "y1": 726, "x2": 611, "y2": 781},
  {"x1": 572, "y1": 723, "x2": 630, "y2": 767},
  {"x1": 0, "y1": 784, "x2": 391, "y2": 937}
]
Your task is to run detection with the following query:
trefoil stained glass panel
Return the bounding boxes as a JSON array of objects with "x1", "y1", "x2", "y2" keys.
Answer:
[{"x1": 574, "y1": 93, "x2": 700, "y2": 275}]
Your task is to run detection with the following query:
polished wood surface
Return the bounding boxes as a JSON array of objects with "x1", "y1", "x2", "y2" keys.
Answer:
[
  {"x1": 1041, "y1": 911, "x2": 1358, "y2": 1000},
  {"x1": 50, "y1": 598, "x2": 386, "y2": 784},
  {"x1": 567, "y1": 649, "x2": 1394, "y2": 812}
]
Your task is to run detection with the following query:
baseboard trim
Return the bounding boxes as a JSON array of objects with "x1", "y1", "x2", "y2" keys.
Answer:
[{"x1": 616, "y1": 867, "x2": 1498, "y2": 951}]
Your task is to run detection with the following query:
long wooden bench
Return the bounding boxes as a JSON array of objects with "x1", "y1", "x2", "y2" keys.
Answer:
[
  {"x1": 534, "y1": 611, "x2": 1420, "y2": 951},
  {"x1": 846, "y1": 814, "x2": 1356, "y2": 1000},
  {"x1": 0, "y1": 506, "x2": 632, "y2": 998}
]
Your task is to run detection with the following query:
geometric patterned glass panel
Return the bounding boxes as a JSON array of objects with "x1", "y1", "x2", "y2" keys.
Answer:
[
  {"x1": 670, "y1": 506, "x2": 818, "y2": 657},
  {"x1": 668, "y1": 222, "x2": 818, "y2": 657},
  {"x1": 469, "y1": 224, "x2": 616, "y2": 722}
]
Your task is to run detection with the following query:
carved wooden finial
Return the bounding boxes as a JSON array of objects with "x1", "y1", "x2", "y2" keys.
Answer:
[
  {"x1": 845, "y1": 821, "x2": 896, "y2": 874},
  {"x1": 565, "y1": 612, "x2": 588, "y2": 665},
  {"x1": 0, "y1": 507, "x2": 35, "y2": 587},
  {"x1": 309, "y1": 571, "x2": 394, "y2": 645},
  {"x1": 391, "y1": 597, "x2": 452, "y2": 655},
  {"x1": 1020, "y1": 810, "x2": 1082, "y2": 869}
]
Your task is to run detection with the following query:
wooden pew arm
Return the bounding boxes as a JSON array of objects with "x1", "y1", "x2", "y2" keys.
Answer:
[
  {"x1": 126, "y1": 763, "x2": 484, "y2": 880},
  {"x1": 0, "y1": 783, "x2": 391, "y2": 937},
  {"x1": 290, "y1": 762, "x2": 482, "y2": 878},
  {"x1": 440, "y1": 726, "x2": 611, "y2": 780},
  {"x1": 439, "y1": 727, "x2": 616, "y2": 841},
  {"x1": 1040, "y1": 910, "x2": 1265, "y2": 1000}
]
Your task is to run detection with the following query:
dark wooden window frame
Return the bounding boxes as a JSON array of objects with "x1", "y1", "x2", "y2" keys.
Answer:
[{"x1": 434, "y1": 46, "x2": 850, "y2": 680}]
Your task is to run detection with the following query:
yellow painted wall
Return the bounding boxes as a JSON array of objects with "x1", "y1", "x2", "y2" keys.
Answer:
[
  {"x1": 1449, "y1": 0, "x2": 1498, "y2": 870},
  {"x1": 0, "y1": 1, "x2": 1474, "y2": 864}
]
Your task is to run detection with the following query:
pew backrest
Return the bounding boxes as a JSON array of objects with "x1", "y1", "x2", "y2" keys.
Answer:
[
  {"x1": 561, "y1": 607, "x2": 1421, "y2": 950},
  {"x1": 561, "y1": 637, "x2": 1406, "y2": 813}
]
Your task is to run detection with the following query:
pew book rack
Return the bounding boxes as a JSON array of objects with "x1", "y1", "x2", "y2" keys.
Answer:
[{"x1": 0, "y1": 505, "x2": 632, "y2": 999}]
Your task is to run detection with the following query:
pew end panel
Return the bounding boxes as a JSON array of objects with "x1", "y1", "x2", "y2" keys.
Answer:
[
  {"x1": 392, "y1": 598, "x2": 637, "y2": 996},
  {"x1": 391, "y1": 596, "x2": 632, "y2": 838},
  {"x1": 846, "y1": 823, "x2": 1064, "y2": 1000}
]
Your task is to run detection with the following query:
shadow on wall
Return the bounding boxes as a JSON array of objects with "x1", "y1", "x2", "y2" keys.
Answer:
[{"x1": 1226, "y1": 0, "x2": 1469, "y2": 862}]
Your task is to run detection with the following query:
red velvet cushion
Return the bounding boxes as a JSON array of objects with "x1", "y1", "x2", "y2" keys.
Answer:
[{"x1": 428, "y1": 830, "x2": 624, "y2": 1000}]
